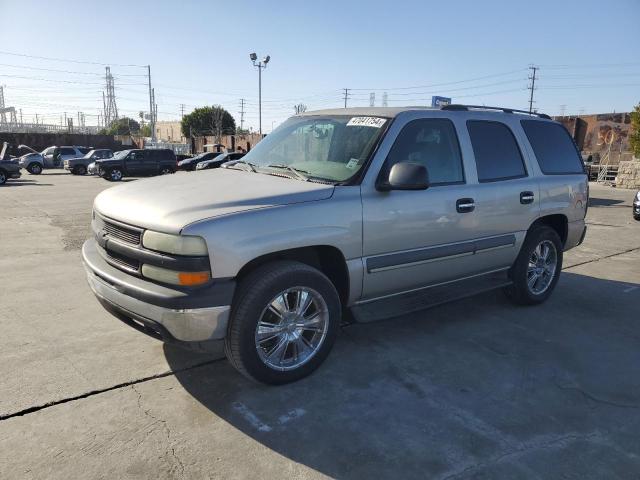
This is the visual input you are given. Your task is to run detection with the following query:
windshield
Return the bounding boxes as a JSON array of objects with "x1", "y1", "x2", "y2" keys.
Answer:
[{"x1": 240, "y1": 115, "x2": 387, "y2": 182}]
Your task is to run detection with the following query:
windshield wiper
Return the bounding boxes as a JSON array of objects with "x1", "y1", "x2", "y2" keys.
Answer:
[
  {"x1": 222, "y1": 159, "x2": 257, "y2": 173},
  {"x1": 266, "y1": 164, "x2": 309, "y2": 181}
]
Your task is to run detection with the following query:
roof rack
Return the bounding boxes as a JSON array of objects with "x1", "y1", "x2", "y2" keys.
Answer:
[{"x1": 441, "y1": 104, "x2": 552, "y2": 120}]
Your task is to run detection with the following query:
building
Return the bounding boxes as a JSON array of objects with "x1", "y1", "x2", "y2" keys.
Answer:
[
  {"x1": 154, "y1": 121, "x2": 185, "y2": 143},
  {"x1": 556, "y1": 112, "x2": 633, "y2": 164}
]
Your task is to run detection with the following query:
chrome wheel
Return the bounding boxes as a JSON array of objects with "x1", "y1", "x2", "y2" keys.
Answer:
[
  {"x1": 160, "y1": 167, "x2": 171, "y2": 175},
  {"x1": 527, "y1": 239, "x2": 557, "y2": 295},
  {"x1": 255, "y1": 287, "x2": 329, "y2": 371}
]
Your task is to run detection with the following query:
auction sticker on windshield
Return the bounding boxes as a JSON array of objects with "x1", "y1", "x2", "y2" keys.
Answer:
[{"x1": 347, "y1": 117, "x2": 387, "y2": 128}]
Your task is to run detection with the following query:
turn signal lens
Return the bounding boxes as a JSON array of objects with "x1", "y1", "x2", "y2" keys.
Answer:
[
  {"x1": 141, "y1": 264, "x2": 210, "y2": 286},
  {"x1": 178, "y1": 271, "x2": 210, "y2": 286}
]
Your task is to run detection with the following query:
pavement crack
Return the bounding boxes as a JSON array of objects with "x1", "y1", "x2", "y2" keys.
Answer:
[
  {"x1": 0, "y1": 357, "x2": 223, "y2": 421},
  {"x1": 555, "y1": 383, "x2": 640, "y2": 410},
  {"x1": 131, "y1": 384, "x2": 186, "y2": 477},
  {"x1": 439, "y1": 432, "x2": 603, "y2": 480},
  {"x1": 564, "y1": 245, "x2": 640, "y2": 271}
]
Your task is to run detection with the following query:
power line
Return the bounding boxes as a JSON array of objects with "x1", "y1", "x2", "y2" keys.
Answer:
[{"x1": 0, "y1": 50, "x2": 147, "y2": 68}]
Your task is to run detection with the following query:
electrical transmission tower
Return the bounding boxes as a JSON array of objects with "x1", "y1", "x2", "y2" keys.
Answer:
[
  {"x1": 0, "y1": 86, "x2": 18, "y2": 126},
  {"x1": 369, "y1": 92, "x2": 375, "y2": 107},
  {"x1": 103, "y1": 66, "x2": 118, "y2": 127},
  {"x1": 382, "y1": 92, "x2": 388, "y2": 107},
  {"x1": 528, "y1": 65, "x2": 538, "y2": 113}
]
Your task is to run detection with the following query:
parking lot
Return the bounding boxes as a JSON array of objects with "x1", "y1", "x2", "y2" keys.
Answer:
[{"x1": 1, "y1": 171, "x2": 639, "y2": 479}]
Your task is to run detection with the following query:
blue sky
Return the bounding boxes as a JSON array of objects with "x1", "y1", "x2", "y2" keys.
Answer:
[{"x1": 1, "y1": 0, "x2": 638, "y2": 131}]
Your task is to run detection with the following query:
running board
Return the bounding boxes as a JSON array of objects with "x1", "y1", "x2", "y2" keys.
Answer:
[{"x1": 350, "y1": 270, "x2": 512, "y2": 323}]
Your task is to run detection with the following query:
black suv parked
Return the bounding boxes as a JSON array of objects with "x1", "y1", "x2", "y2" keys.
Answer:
[{"x1": 98, "y1": 149, "x2": 177, "y2": 181}]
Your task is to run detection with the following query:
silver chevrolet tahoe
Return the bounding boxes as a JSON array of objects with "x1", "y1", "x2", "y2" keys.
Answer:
[{"x1": 83, "y1": 105, "x2": 588, "y2": 384}]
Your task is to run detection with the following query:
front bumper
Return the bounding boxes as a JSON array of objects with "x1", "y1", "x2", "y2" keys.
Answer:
[
  {"x1": 82, "y1": 239, "x2": 233, "y2": 346},
  {"x1": 633, "y1": 201, "x2": 640, "y2": 218},
  {"x1": 9, "y1": 170, "x2": 21, "y2": 179}
]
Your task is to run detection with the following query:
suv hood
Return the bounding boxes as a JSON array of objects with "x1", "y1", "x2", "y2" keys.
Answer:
[{"x1": 93, "y1": 168, "x2": 335, "y2": 234}]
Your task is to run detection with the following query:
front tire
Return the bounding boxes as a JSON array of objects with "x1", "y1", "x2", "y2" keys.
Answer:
[
  {"x1": 159, "y1": 167, "x2": 173, "y2": 175},
  {"x1": 225, "y1": 261, "x2": 341, "y2": 384},
  {"x1": 0, "y1": 170, "x2": 6, "y2": 185},
  {"x1": 74, "y1": 165, "x2": 87, "y2": 175},
  {"x1": 105, "y1": 168, "x2": 123, "y2": 181},
  {"x1": 28, "y1": 163, "x2": 42, "y2": 175},
  {"x1": 504, "y1": 226, "x2": 563, "y2": 305}
]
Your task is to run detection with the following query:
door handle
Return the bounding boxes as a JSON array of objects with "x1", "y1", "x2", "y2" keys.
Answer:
[
  {"x1": 520, "y1": 191, "x2": 535, "y2": 204},
  {"x1": 456, "y1": 198, "x2": 475, "y2": 213}
]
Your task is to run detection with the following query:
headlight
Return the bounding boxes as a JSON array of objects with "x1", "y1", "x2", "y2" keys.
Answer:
[
  {"x1": 142, "y1": 230, "x2": 208, "y2": 256},
  {"x1": 635, "y1": 191, "x2": 640, "y2": 202},
  {"x1": 141, "y1": 264, "x2": 210, "y2": 286}
]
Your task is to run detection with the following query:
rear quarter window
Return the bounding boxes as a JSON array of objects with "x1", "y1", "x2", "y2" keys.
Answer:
[
  {"x1": 521, "y1": 120, "x2": 584, "y2": 174},
  {"x1": 467, "y1": 120, "x2": 527, "y2": 182}
]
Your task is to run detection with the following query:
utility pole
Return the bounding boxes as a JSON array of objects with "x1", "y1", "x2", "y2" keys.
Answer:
[
  {"x1": 528, "y1": 65, "x2": 538, "y2": 114},
  {"x1": 19, "y1": 108, "x2": 22, "y2": 124},
  {"x1": 238, "y1": 98, "x2": 246, "y2": 131},
  {"x1": 147, "y1": 65, "x2": 156, "y2": 141},
  {"x1": 343, "y1": 88, "x2": 350, "y2": 108},
  {"x1": 180, "y1": 103, "x2": 185, "y2": 119},
  {"x1": 559, "y1": 104, "x2": 566, "y2": 117}
]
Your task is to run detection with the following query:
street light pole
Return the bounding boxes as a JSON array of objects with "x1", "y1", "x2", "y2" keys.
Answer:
[{"x1": 250, "y1": 53, "x2": 270, "y2": 136}]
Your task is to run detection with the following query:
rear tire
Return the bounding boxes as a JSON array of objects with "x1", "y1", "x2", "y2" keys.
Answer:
[
  {"x1": 159, "y1": 167, "x2": 173, "y2": 175},
  {"x1": 0, "y1": 170, "x2": 6, "y2": 185},
  {"x1": 503, "y1": 226, "x2": 563, "y2": 305},
  {"x1": 225, "y1": 261, "x2": 341, "y2": 384},
  {"x1": 28, "y1": 163, "x2": 42, "y2": 175}
]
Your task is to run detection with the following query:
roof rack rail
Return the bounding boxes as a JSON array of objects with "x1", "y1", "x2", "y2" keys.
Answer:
[{"x1": 441, "y1": 104, "x2": 552, "y2": 120}]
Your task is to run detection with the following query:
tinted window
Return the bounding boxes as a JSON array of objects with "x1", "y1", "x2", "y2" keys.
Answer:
[
  {"x1": 59, "y1": 147, "x2": 76, "y2": 155},
  {"x1": 384, "y1": 118, "x2": 464, "y2": 185},
  {"x1": 521, "y1": 120, "x2": 584, "y2": 174},
  {"x1": 127, "y1": 151, "x2": 144, "y2": 161},
  {"x1": 467, "y1": 121, "x2": 526, "y2": 182}
]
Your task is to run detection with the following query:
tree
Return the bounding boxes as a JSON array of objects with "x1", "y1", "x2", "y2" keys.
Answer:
[
  {"x1": 630, "y1": 103, "x2": 640, "y2": 158},
  {"x1": 140, "y1": 124, "x2": 151, "y2": 137},
  {"x1": 103, "y1": 117, "x2": 141, "y2": 136},
  {"x1": 181, "y1": 106, "x2": 236, "y2": 139}
]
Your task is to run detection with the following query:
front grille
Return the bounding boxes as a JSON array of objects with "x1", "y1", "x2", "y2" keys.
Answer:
[
  {"x1": 103, "y1": 220, "x2": 141, "y2": 246},
  {"x1": 104, "y1": 249, "x2": 140, "y2": 273}
]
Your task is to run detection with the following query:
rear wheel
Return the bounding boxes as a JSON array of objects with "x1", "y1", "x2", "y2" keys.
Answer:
[
  {"x1": 0, "y1": 170, "x2": 6, "y2": 185},
  {"x1": 503, "y1": 226, "x2": 563, "y2": 305},
  {"x1": 159, "y1": 167, "x2": 173, "y2": 175},
  {"x1": 28, "y1": 163, "x2": 42, "y2": 175},
  {"x1": 225, "y1": 261, "x2": 341, "y2": 384}
]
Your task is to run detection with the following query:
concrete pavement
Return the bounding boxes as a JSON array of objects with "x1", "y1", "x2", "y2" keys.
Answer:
[{"x1": 1, "y1": 173, "x2": 639, "y2": 479}]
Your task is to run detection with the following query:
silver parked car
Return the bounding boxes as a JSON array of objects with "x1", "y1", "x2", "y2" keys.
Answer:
[
  {"x1": 19, "y1": 145, "x2": 87, "y2": 174},
  {"x1": 64, "y1": 149, "x2": 113, "y2": 175},
  {"x1": 83, "y1": 105, "x2": 588, "y2": 384}
]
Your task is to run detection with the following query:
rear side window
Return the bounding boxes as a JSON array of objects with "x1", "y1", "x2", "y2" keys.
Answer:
[
  {"x1": 59, "y1": 147, "x2": 76, "y2": 155},
  {"x1": 521, "y1": 120, "x2": 584, "y2": 174},
  {"x1": 467, "y1": 121, "x2": 526, "y2": 182}
]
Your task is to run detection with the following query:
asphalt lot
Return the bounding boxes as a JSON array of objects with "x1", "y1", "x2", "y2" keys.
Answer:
[{"x1": 1, "y1": 170, "x2": 639, "y2": 479}]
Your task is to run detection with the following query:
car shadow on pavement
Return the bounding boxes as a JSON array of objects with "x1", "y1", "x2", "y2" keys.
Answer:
[
  {"x1": 3, "y1": 179, "x2": 53, "y2": 187},
  {"x1": 588, "y1": 197, "x2": 626, "y2": 207},
  {"x1": 165, "y1": 272, "x2": 640, "y2": 479}
]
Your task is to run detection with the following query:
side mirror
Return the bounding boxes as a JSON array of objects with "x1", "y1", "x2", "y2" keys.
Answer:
[{"x1": 378, "y1": 162, "x2": 430, "y2": 191}]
